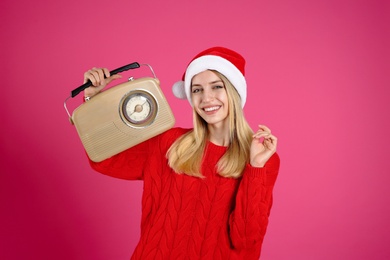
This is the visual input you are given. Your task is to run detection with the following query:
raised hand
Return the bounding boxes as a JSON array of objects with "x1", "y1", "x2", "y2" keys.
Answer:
[
  {"x1": 83, "y1": 67, "x2": 122, "y2": 98},
  {"x1": 250, "y1": 125, "x2": 278, "y2": 168}
]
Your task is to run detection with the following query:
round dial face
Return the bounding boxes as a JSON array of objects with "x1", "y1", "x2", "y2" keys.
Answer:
[{"x1": 120, "y1": 90, "x2": 157, "y2": 127}]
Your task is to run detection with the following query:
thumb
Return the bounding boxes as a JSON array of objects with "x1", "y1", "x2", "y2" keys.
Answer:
[{"x1": 106, "y1": 74, "x2": 122, "y2": 84}]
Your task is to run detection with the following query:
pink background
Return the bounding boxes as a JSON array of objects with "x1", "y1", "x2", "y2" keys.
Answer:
[{"x1": 1, "y1": 0, "x2": 389, "y2": 259}]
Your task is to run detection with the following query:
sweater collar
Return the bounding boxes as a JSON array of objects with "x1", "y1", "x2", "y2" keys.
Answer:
[{"x1": 206, "y1": 140, "x2": 228, "y2": 153}]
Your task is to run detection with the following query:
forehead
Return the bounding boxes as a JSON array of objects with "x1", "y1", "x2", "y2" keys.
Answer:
[{"x1": 191, "y1": 70, "x2": 222, "y2": 85}]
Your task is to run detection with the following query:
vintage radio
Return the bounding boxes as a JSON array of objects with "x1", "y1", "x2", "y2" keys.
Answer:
[{"x1": 64, "y1": 62, "x2": 175, "y2": 162}]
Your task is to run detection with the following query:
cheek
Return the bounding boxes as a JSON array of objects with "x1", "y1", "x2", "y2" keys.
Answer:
[
  {"x1": 191, "y1": 96, "x2": 201, "y2": 111},
  {"x1": 218, "y1": 93, "x2": 229, "y2": 115},
  {"x1": 216, "y1": 92, "x2": 228, "y2": 104},
  {"x1": 191, "y1": 94, "x2": 202, "y2": 106}
]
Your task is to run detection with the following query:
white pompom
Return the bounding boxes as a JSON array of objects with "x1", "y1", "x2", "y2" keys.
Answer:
[{"x1": 172, "y1": 81, "x2": 186, "y2": 99}]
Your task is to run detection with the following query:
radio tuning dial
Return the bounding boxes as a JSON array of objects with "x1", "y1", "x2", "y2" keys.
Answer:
[{"x1": 120, "y1": 90, "x2": 157, "y2": 127}]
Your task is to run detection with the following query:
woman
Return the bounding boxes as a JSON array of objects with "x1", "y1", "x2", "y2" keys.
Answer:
[{"x1": 83, "y1": 47, "x2": 280, "y2": 259}]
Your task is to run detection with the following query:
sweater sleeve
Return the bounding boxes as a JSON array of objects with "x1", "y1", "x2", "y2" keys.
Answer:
[
  {"x1": 228, "y1": 152, "x2": 280, "y2": 252},
  {"x1": 88, "y1": 137, "x2": 151, "y2": 180},
  {"x1": 87, "y1": 127, "x2": 190, "y2": 180}
]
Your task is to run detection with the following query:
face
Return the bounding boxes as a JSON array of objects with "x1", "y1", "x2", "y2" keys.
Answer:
[{"x1": 191, "y1": 70, "x2": 229, "y2": 127}]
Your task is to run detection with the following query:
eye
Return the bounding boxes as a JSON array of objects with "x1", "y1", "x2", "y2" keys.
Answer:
[
  {"x1": 212, "y1": 85, "x2": 224, "y2": 90},
  {"x1": 191, "y1": 87, "x2": 202, "y2": 93}
]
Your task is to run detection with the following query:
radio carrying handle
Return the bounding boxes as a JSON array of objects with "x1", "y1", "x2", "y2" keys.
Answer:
[
  {"x1": 64, "y1": 62, "x2": 157, "y2": 120},
  {"x1": 70, "y1": 62, "x2": 140, "y2": 98}
]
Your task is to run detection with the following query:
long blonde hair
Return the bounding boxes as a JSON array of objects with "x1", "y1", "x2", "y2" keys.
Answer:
[{"x1": 167, "y1": 71, "x2": 253, "y2": 178}]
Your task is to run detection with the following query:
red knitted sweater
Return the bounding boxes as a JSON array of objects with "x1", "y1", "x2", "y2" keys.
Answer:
[{"x1": 89, "y1": 127, "x2": 280, "y2": 260}]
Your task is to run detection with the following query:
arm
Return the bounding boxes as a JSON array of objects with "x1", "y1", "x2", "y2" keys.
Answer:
[
  {"x1": 229, "y1": 152, "x2": 280, "y2": 250},
  {"x1": 87, "y1": 128, "x2": 190, "y2": 180},
  {"x1": 82, "y1": 66, "x2": 145, "y2": 179},
  {"x1": 229, "y1": 124, "x2": 280, "y2": 251},
  {"x1": 88, "y1": 137, "x2": 151, "y2": 180}
]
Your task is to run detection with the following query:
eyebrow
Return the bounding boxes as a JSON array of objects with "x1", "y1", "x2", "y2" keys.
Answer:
[{"x1": 191, "y1": 80, "x2": 223, "y2": 88}]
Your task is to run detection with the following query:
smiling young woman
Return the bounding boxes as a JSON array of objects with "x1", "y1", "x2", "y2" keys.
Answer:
[{"x1": 83, "y1": 46, "x2": 280, "y2": 260}]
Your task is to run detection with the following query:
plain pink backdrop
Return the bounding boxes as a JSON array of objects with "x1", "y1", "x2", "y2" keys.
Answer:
[{"x1": 1, "y1": 0, "x2": 389, "y2": 259}]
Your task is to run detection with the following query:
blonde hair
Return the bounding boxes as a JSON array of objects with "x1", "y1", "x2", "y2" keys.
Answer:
[{"x1": 167, "y1": 71, "x2": 253, "y2": 178}]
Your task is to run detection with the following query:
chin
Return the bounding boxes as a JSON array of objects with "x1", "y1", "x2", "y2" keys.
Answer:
[{"x1": 205, "y1": 117, "x2": 228, "y2": 126}]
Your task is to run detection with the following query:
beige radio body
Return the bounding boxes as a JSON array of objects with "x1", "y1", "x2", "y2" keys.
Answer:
[{"x1": 70, "y1": 77, "x2": 175, "y2": 162}]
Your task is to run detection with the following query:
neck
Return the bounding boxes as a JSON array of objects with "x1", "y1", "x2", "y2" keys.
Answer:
[{"x1": 207, "y1": 123, "x2": 230, "y2": 147}]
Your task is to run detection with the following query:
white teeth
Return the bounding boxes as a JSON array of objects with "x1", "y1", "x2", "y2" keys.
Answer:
[{"x1": 204, "y1": 106, "x2": 220, "y2": 112}]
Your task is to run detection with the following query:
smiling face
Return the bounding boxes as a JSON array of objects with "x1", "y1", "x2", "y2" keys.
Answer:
[{"x1": 191, "y1": 70, "x2": 229, "y2": 128}]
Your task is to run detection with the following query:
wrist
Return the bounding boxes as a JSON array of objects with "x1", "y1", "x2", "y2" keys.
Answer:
[{"x1": 250, "y1": 159, "x2": 265, "y2": 168}]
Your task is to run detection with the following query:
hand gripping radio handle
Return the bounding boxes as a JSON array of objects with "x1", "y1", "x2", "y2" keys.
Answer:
[{"x1": 70, "y1": 62, "x2": 140, "y2": 98}]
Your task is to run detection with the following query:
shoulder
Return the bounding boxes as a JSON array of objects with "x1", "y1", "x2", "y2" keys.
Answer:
[
  {"x1": 158, "y1": 127, "x2": 192, "y2": 149},
  {"x1": 164, "y1": 127, "x2": 192, "y2": 137}
]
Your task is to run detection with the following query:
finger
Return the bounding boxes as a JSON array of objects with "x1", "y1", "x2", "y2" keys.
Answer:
[
  {"x1": 258, "y1": 125, "x2": 272, "y2": 134},
  {"x1": 253, "y1": 126, "x2": 271, "y2": 136},
  {"x1": 264, "y1": 134, "x2": 278, "y2": 149},
  {"x1": 252, "y1": 130, "x2": 271, "y2": 138},
  {"x1": 90, "y1": 67, "x2": 106, "y2": 86},
  {"x1": 106, "y1": 73, "x2": 122, "y2": 84},
  {"x1": 264, "y1": 133, "x2": 277, "y2": 142},
  {"x1": 252, "y1": 133, "x2": 270, "y2": 140},
  {"x1": 103, "y1": 68, "x2": 110, "y2": 78},
  {"x1": 112, "y1": 74, "x2": 122, "y2": 79},
  {"x1": 96, "y1": 68, "x2": 105, "y2": 86},
  {"x1": 84, "y1": 68, "x2": 100, "y2": 86},
  {"x1": 253, "y1": 128, "x2": 270, "y2": 135},
  {"x1": 84, "y1": 70, "x2": 97, "y2": 85},
  {"x1": 87, "y1": 68, "x2": 106, "y2": 86},
  {"x1": 83, "y1": 70, "x2": 93, "y2": 84}
]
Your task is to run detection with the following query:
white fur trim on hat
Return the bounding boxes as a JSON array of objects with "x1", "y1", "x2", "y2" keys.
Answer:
[{"x1": 184, "y1": 55, "x2": 247, "y2": 108}]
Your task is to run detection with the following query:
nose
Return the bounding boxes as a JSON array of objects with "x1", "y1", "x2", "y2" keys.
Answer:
[{"x1": 202, "y1": 88, "x2": 214, "y2": 102}]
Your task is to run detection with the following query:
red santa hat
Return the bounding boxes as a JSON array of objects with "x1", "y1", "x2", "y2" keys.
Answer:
[{"x1": 172, "y1": 46, "x2": 247, "y2": 107}]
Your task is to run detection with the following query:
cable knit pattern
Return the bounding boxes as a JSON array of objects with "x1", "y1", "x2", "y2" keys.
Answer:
[{"x1": 89, "y1": 128, "x2": 280, "y2": 260}]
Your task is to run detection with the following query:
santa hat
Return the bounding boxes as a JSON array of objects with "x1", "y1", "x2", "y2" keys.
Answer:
[{"x1": 172, "y1": 46, "x2": 247, "y2": 107}]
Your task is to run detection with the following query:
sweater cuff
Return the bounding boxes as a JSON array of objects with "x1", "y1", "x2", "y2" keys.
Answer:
[
  {"x1": 244, "y1": 164, "x2": 266, "y2": 178},
  {"x1": 245, "y1": 164, "x2": 277, "y2": 186}
]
